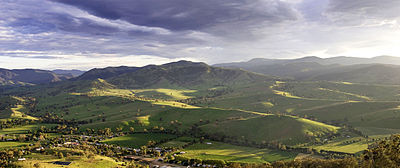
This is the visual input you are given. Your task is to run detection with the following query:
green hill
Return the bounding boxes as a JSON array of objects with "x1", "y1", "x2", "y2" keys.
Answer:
[
  {"x1": 201, "y1": 115, "x2": 339, "y2": 145},
  {"x1": 215, "y1": 56, "x2": 400, "y2": 85},
  {"x1": 75, "y1": 66, "x2": 140, "y2": 80},
  {"x1": 108, "y1": 60, "x2": 274, "y2": 89},
  {"x1": 307, "y1": 64, "x2": 400, "y2": 85},
  {"x1": 5, "y1": 60, "x2": 400, "y2": 157},
  {"x1": 0, "y1": 68, "x2": 65, "y2": 85}
]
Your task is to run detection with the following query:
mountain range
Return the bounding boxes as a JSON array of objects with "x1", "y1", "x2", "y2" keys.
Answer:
[
  {"x1": 215, "y1": 56, "x2": 400, "y2": 84},
  {"x1": 3, "y1": 56, "x2": 400, "y2": 87}
]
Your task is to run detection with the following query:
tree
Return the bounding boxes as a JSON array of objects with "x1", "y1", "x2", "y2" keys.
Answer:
[
  {"x1": 33, "y1": 163, "x2": 41, "y2": 168},
  {"x1": 104, "y1": 128, "x2": 112, "y2": 137},
  {"x1": 58, "y1": 152, "x2": 64, "y2": 159}
]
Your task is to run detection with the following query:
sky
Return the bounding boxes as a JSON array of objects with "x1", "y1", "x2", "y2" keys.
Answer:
[{"x1": 1, "y1": 0, "x2": 400, "y2": 70}]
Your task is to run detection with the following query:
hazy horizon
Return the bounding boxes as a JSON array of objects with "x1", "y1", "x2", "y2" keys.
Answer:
[
  {"x1": 1, "y1": 0, "x2": 400, "y2": 70},
  {"x1": 1, "y1": 55, "x2": 399, "y2": 71}
]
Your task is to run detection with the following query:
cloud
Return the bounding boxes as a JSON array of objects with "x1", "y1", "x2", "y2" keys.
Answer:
[
  {"x1": 325, "y1": 0, "x2": 400, "y2": 26},
  {"x1": 53, "y1": 0, "x2": 299, "y2": 32},
  {"x1": 1, "y1": 0, "x2": 400, "y2": 70}
]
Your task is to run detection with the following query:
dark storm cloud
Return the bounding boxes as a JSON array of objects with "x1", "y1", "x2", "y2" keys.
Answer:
[{"x1": 52, "y1": 0, "x2": 299, "y2": 31}]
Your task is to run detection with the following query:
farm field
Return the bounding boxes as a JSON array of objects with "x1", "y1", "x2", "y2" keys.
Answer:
[
  {"x1": 3, "y1": 62, "x2": 400, "y2": 166},
  {"x1": 0, "y1": 124, "x2": 57, "y2": 135},
  {"x1": 0, "y1": 141, "x2": 29, "y2": 149},
  {"x1": 201, "y1": 115, "x2": 339, "y2": 145},
  {"x1": 101, "y1": 133, "x2": 177, "y2": 148},
  {"x1": 15, "y1": 153, "x2": 123, "y2": 168},
  {"x1": 181, "y1": 141, "x2": 298, "y2": 163},
  {"x1": 308, "y1": 135, "x2": 390, "y2": 154},
  {"x1": 159, "y1": 137, "x2": 198, "y2": 148}
]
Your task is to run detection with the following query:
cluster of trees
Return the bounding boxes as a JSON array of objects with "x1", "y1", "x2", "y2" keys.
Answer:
[
  {"x1": 40, "y1": 113, "x2": 88, "y2": 125},
  {"x1": 165, "y1": 135, "x2": 400, "y2": 168},
  {"x1": 178, "y1": 86, "x2": 233, "y2": 106},
  {"x1": 0, "y1": 119, "x2": 36, "y2": 129},
  {"x1": 0, "y1": 148, "x2": 27, "y2": 167},
  {"x1": 170, "y1": 155, "x2": 227, "y2": 167}
]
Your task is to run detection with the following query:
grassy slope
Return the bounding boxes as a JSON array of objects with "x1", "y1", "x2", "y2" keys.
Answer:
[
  {"x1": 0, "y1": 96, "x2": 37, "y2": 120},
  {"x1": 192, "y1": 82, "x2": 340, "y2": 114},
  {"x1": 159, "y1": 137, "x2": 197, "y2": 148},
  {"x1": 16, "y1": 153, "x2": 122, "y2": 168},
  {"x1": 181, "y1": 141, "x2": 298, "y2": 163},
  {"x1": 201, "y1": 115, "x2": 339, "y2": 145},
  {"x1": 296, "y1": 102, "x2": 400, "y2": 131},
  {"x1": 277, "y1": 81, "x2": 400, "y2": 101},
  {"x1": 22, "y1": 76, "x2": 400, "y2": 155},
  {"x1": 132, "y1": 88, "x2": 197, "y2": 100},
  {"x1": 0, "y1": 141, "x2": 29, "y2": 149},
  {"x1": 309, "y1": 134, "x2": 390, "y2": 154},
  {"x1": 0, "y1": 124, "x2": 56, "y2": 135},
  {"x1": 102, "y1": 133, "x2": 177, "y2": 148}
]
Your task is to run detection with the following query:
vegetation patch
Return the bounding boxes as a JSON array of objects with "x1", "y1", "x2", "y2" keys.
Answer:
[
  {"x1": 181, "y1": 141, "x2": 298, "y2": 163},
  {"x1": 101, "y1": 133, "x2": 177, "y2": 148},
  {"x1": 15, "y1": 153, "x2": 122, "y2": 168}
]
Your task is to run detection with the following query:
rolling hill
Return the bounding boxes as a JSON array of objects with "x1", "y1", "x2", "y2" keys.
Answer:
[
  {"x1": 75, "y1": 66, "x2": 140, "y2": 80},
  {"x1": 99, "y1": 60, "x2": 275, "y2": 89},
  {"x1": 52, "y1": 69, "x2": 86, "y2": 77},
  {"x1": 305, "y1": 64, "x2": 400, "y2": 85},
  {"x1": 0, "y1": 68, "x2": 65, "y2": 85},
  {"x1": 4, "y1": 59, "x2": 400, "y2": 161},
  {"x1": 201, "y1": 114, "x2": 339, "y2": 145},
  {"x1": 215, "y1": 56, "x2": 400, "y2": 68},
  {"x1": 216, "y1": 56, "x2": 400, "y2": 84}
]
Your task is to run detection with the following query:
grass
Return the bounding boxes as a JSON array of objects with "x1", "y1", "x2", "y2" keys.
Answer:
[
  {"x1": 181, "y1": 141, "x2": 298, "y2": 163},
  {"x1": 201, "y1": 115, "x2": 339, "y2": 145},
  {"x1": 132, "y1": 88, "x2": 197, "y2": 100},
  {"x1": 0, "y1": 124, "x2": 57, "y2": 135},
  {"x1": 149, "y1": 108, "x2": 256, "y2": 131},
  {"x1": 295, "y1": 101, "x2": 400, "y2": 132},
  {"x1": 101, "y1": 133, "x2": 177, "y2": 148},
  {"x1": 83, "y1": 88, "x2": 199, "y2": 109},
  {"x1": 160, "y1": 137, "x2": 197, "y2": 148},
  {"x1": 261, "y1": 102, "x2": 274, "y2": 108},
  {"x1": 309, "y1": 135, "x2": 390, "y2": 154},
  {"x1": 10, "y1": 105, "x2": 38, "y2": 120},
  {"x1": 318, "y1": 88, "x2": 371, "y2": 101},
  {"x1": 160, "y1": 140, "x2": 189, "y2": 148},
  {"x1": 0, "y1": 96, "x2": 37, "y2": 120},
  {"x1": 15, "y1": 153, "x2": 123, "y2": 168},
  {"x1": 22, "y1": 79, "x2": 400, "y2": 161},
  {"x1": 277, "y1": 81, "x2": 400, "y2": 101},
  {"x1": 312, "y1": 140, "x2": 368, "y2": 154},
  {"x1": 0, "y1": 141, "x2": 29, "y2": 149}
]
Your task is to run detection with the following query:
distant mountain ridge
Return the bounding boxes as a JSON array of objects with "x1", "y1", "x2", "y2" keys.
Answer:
[
  {"x1": 0, "y1": 68, "x2": 63, "y2": 85},
  {"x1": 52, "y1": 69, "x2": 86, "y2": 77},
  {"x1": 108, "y1": 60, "x2": 273, "y2": 89},
  {"x1": 215, "y1": 56, "x2": 400, "y2": 67},
  {"x1": 215, "y1": 56, "x2": 400, "y2": 84},
  {"x1": 75, "y1": 66, "x2": 141, "y2": 81},
  {"x1": 75, "y1": 60, "x2": 274, "y2": 89}
]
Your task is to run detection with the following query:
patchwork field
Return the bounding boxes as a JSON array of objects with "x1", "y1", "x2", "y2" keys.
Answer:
[
  {"x1": 0, "y1": 124, "x2": 57, "y2": 135},
  {"x1": 181, "y1": 141, "x2": 298, "y2": 163},
  {"x1": 15, "y1": 153, "x2": 123, "y2": 168},
  {"x1": 160, "y1": 137, "x2": 197, "y2": 148},
  {"x1": 0, "y1": 141, "x2": 29, "y2": 149},
  {"x1": 3, "y1": 76, "x2": 400, "y2": 165},
  {"x1": 201, "y1": 115, "x2": 339, "y2": 145},
  {"x1": 102, "y1": 133, "x2": 177, "y2": 148}
]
